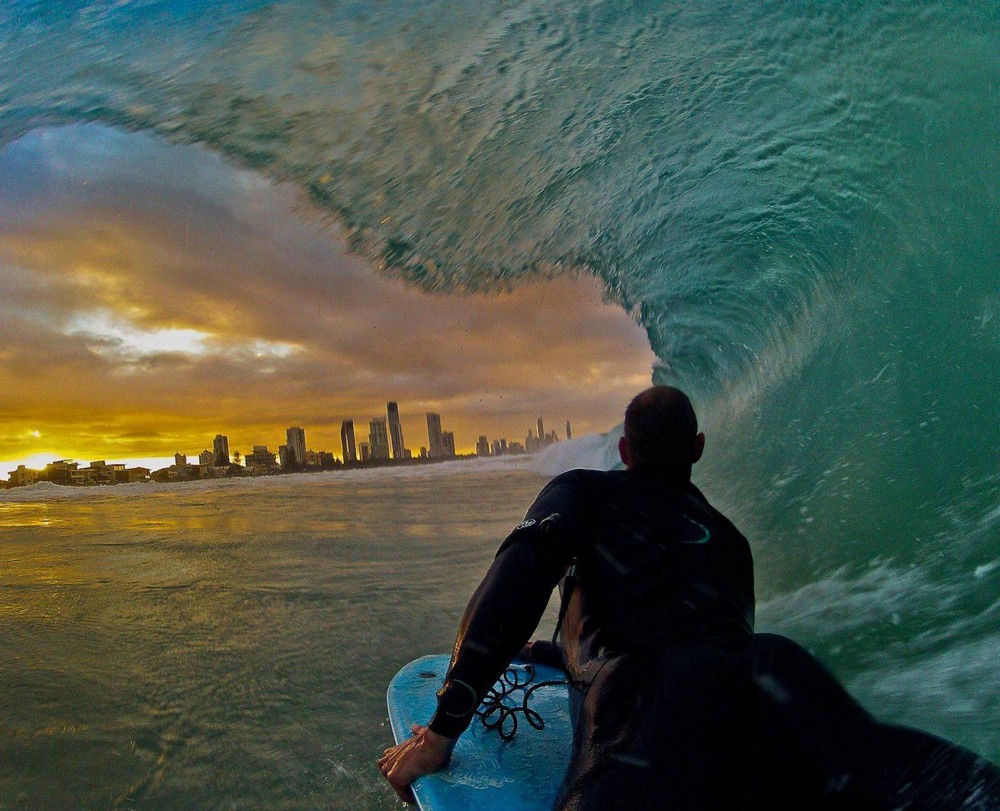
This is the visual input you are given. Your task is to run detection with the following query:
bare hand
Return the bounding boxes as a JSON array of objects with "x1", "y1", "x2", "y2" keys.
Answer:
[{"x1": 378, "y1": 724, "x2": 456, "y2": 804}]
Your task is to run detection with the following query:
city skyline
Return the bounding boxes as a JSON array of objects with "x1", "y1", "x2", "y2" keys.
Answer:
[
  {"x1": 0, "y1": 126, "x2": 655, "y2": 480},
  {"x1": 2, "y1": 403, "x2": 575, "y2": 483}
]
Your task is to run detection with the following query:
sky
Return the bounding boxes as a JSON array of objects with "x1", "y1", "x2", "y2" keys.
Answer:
[{"x1": 0, "y1": 124, "x2": 656, "y2": 478}]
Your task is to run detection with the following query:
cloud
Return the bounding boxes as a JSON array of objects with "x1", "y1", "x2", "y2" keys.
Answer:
[{"x1": 0, "y1": 124, "x2": 654, "y2": 467}]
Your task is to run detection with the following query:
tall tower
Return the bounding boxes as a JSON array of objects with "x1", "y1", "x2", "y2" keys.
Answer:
[
  {"x1": 426, "y1": 412, "x2": 443, "y2": 458},
  {"x1": 566, "y1": 420, "x2": 572, "y2": 440},
  {"x1": 387, "y1": 402, "x2": 405, "y2": 460},
  {"x1": 340, "y1": 420, "x2": 357, "y2": 462},
  {"x1": 369, "y1": 418, "x2": 390, "y2": 460},
  {"x1": 537, "y1": 417, "x2": 544, "y2": 443},
  {"x1": 213, "y1": 434, "x2": 230, "y2": 466},
  {"x1": 441, "y1": 431, "x2": 456, "y2": 457},
  {"x1": 286, "y1": 427, "x2": 306, "y2": 467}
]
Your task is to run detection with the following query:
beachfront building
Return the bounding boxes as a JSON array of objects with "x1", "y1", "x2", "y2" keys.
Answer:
[
  {"x1": 369, "y1": 418, "x2": 390, "y2": 461},
  {"x1": 341, "y1": 420, "x2": 357, "y2": 462},
  {"x1": 8, "y1": 459, "x2": 150, "y2": 487},
  {"x1": 87, "y1": 461, "x2": 126, "y2": 485},
  {"x1": 476, "y1": 436, "x2": 490, "y2": 456},
  {"x1": 43, "y1": 460, "x2": 85, "y2": 485},
  {"x1": 387, "y1": 402, "x2": 405, "y2": 460},
  {"x1": 8, "y1": 465, "x2": 40, "y2": 487},
  {"x1": 213, "y1": 434, "x2": 230, "y2": 466},
  {"x1": 525, "y1": 418, "x2": 560, "y2": 453},
  {"x1": 245, "y1": 445, "x2": 279, "y2": 474},
  {"x1": 286, "y1": 427, "x2": 306, "y2": 467},
  {"x1": 441, "y1": 431, "x2": 456, "y2": 458},
  {"x1": 426, "y1": 412, "x2": 444, "y2": 458}
]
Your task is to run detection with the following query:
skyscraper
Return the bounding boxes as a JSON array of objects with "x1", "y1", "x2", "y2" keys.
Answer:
[
  {"x1": 566, "y1": 420, "x2": 572, "y2": 440},
  {"x1": 426, "y1": 412, "x2": 443, "y2": 458},
  {"x1": 441, "y1": 431, "x2": 456, "y2": 457},
  {"x1": 369, "y1": 417, "x2": 390, "y2": 460},
  {"x1": 537, "y1": 417, "x2": 545, "y2": 444},
  {"x1": 387, "y1": 401, "x2": 405, "y2": 459},
  {"x1": 341, "y1": 420, "x2": 357, "y2": 462},
  {"x1": 286, "y1": 427, "x2": 306, "y2": 467},
  {"x1": 213, "y1": 434, "x2": 230, "y2": 466},
  {"x1": 476, "y1": 436, "x2": 490, "y2": 456}
]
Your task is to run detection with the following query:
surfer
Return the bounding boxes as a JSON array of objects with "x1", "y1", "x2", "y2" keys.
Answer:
[
  {"x1": 380, "y1": 386, "x2": 758, "y2": 808},
  {"x1": 379, "y1": 385, "x2": 1000, "y2": 808}
]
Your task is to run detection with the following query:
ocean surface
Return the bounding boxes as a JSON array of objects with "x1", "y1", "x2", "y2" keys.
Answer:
[
  {"x1": 2, "y1": 454, "x2": 997, "y2": 809},
  {"x1": 1, "y1": 1, "x2": 999, "y2": 807},
  {"x1": 0, "y1": 461, "x2": 559, "y2": 810}
]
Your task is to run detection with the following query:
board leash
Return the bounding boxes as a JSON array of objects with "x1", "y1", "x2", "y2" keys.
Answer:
[{"x1": 475, "y1": 664, "x2": 572, "y2": 742}]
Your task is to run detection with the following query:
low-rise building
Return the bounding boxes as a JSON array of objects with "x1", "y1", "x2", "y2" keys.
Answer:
[
  {"x1": 8, "y1": 465, "x2": 40, "y2": 487},
  {"x1": 44, "y1": 460, "x2": 87, "y2": 486},
  {"x1": 87, "y1": 461, "x2": 126, "y2": 485},
  {"x1": 119, "y1": 467, "x2": 150, "y2": 483},
  {"x1": 245, "y1": 445, "x2": 279, "y2": 475}
]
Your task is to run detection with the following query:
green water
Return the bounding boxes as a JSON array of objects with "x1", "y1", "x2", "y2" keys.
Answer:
[
  {"x1": 2, "y1": 456, "x2": 996, "y2": 808},
  {"x1": 0, "y1": 465, "x2": 551, "y2": 810}
]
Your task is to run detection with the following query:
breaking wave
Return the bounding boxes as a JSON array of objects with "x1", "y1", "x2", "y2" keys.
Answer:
[{"x1": 2, "y1": 0, "x2": 998, "y2": 757}]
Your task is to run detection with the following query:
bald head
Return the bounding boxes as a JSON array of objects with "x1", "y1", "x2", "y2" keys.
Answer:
[{"x1": 620, "y1": 386, "x2": 704, "y2": 476}]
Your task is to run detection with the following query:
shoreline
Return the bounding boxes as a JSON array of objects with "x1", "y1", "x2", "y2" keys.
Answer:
[{"x1": 0, "y1": 454, "x2": 544, "y2": 501}]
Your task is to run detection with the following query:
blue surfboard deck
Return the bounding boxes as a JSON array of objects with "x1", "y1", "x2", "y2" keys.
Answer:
[{"x1": 387, "y1": 655, "x2": 573, "y2": 811}]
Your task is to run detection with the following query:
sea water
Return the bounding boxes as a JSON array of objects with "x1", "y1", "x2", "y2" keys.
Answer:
[
  {"x1": 2, "y1": 452, "x2": 997, "y2": 808},
  {"x1": 2, "y1": 2, "x2": 999, "y2": 806},
  {"x1": 0, "y1": 461, "x2": 555, "y2": 809}
]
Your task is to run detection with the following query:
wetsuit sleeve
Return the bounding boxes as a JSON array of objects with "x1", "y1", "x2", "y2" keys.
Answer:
[{"x1": 427, "y1": 473, "x2": 583, "y2": 738}]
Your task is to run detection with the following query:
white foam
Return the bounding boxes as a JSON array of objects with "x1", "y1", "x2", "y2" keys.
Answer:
[
  {"x1": 530, "y1": 430, "x2": 621, "y2": 477},
  {"x1": 848, "y1": 633, "x2": 1000, "y2": 755},
  {"x1": 974, "y1": 559, "x2": 1000, "y2": 579},
  {"x1": 756, "y1": 560, "x2": 950, "y2": 641}
]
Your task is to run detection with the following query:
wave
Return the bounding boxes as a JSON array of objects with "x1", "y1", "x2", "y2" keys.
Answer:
[
  {"x1": 530, "y1": 430, "x2": 622, "y2": 476},
  {"x1": 2, "y1": 0, "x2": 998, "y2": 758}
]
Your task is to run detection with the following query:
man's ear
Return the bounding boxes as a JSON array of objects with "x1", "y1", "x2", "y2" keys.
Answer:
[
  {"x1": 692, "y1": 432, "x2": 706, "y2": 464},
  {"x1": 619, "y1": 435, "x2": 633, "y2": 467}
]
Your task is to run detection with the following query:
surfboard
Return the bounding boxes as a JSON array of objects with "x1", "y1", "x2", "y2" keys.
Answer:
[{"x1": 386, "y1": 655, "x2": 573, "y2": 811}]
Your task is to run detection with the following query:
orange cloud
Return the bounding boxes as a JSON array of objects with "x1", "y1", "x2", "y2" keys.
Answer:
[{"x1": 0, "y1": 124, "x2": 654, "y2": 472}]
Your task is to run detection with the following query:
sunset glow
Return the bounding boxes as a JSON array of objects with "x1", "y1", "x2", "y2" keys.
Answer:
[{"x1": 0, "y1": 125, "x2": 655, "y2": 480}]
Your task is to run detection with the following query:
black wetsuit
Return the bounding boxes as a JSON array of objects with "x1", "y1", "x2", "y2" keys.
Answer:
[
  {"x1": 748, "y1": 632, "x2": 1000, "y2": 810},
  {"x1": 428, "y1": 466, "x2": 757, "y2": 809},
  {"x1": 427, "y1": 466, "x2": 1000, "y2": 809}
]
